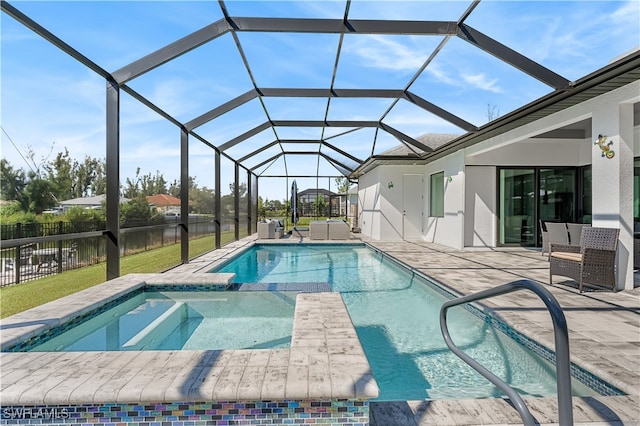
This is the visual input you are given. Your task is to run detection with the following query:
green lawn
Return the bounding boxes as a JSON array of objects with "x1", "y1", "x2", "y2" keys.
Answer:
[{"x1": 0, "y1": 235, "x2": 219, "y2": 318}]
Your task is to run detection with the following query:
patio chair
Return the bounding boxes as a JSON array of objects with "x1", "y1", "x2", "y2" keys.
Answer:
[
  {"x1": 549, "y1": 227, "x2": 619, "y2": 293},
  {"x1": 257, "y1": 220, "x2": 277, "y2": 239},
  {"x1": 539, "y1": 220, "x2": 549, "y2": 256},
  {"x1": 328, "y1": 220, "x2": 350, "y2": 240},
  {"x1": 309, "y1": 221, "x2": 328, "y2": 240},
  {"x1": 542, "y1": 222, "x2": 568, "y2": 257},
  {"x1": 567, "y1": 223, "x2": 591, "y2": 246}
]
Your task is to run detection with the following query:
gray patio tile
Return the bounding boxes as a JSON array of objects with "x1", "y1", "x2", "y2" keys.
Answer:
[
  {"x1": 285, "y1": 364, "x2": 309, "y2": 398},
  {"x1": 210, "y1": 365, "x2": 244, "y2": 400},
  {"x1": 236, "y1": 366, "x2": 267, "y2": 400}
]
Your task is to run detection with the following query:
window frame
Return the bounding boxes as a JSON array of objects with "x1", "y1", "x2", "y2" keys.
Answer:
[{"x1": 430, "y1": 171, "x2": 445, "y2": 218}]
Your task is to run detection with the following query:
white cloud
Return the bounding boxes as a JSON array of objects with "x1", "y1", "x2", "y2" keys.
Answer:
[
  {"x1": 424, "y1": 61, "x2": 458, "y2": 86},
  {"x1": 347, "y1": 35, "x2": 429, "y2": 72},
  {"x1": 461, "y1": 73, "x2": 502, "y2": 93}
]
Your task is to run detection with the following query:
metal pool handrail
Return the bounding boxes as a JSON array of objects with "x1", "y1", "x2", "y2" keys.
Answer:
[{"x1": 439, "y1": 279, "x2": 573, "y2": 426}]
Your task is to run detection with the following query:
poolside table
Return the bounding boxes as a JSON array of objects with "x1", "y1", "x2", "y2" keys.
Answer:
[{"x1": 33, "y1": 248, "x2": 72, "y2": 271}]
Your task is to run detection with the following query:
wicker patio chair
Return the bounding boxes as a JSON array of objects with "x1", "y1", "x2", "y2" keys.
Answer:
[
  {"x1": 309, "y1": 221, "x2": 328, "y2": 240},
  {"x1": 549, "y1": 227, "x2": 620, "y2": 293},
  {"x1": 542, "y1": 222, "x2": 568, "y2": 258},
  {"x1": 327, "y1": 220, "x2": 349, "y2": 240},
  {"x1": 567, "y1": 223, "x2": 591, "y2": 246},
  {"x1": 540, "y1": 220, "x2": 549, "y2": 256}
]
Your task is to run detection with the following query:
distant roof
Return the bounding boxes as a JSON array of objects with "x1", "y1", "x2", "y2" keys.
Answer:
[
  {"x1": 59, "y1": 194, "x2": 129, "y2": 206},
  {"x1": 146, "y1": 194, "x2": 181, "y2": 206},
  {"x1": 299, "y1": 188, "x2": 338, "y2": 197}
]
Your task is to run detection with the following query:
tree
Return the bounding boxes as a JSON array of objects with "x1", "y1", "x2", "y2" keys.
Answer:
[
  {"x1": 45, "y1": 148, "x2": 73, "y2": 201},
  {"x1": 0, "y1": 159, "x2": 26, "y2": 202},
  {"x1": 120, "y1": 196, "x2": 162, "y2": 227},
  {"x1": 334, "y1": 177, "x2": 350, "y2": 194},
  {"x1": 314, "y1": 195, "x2": 327, "y2": 216},
  {"x1": 75, "y1": 156, "x2": 106, "y2": 198},
  {"x1": 90, "y1": 158, "x2": 107, "y2": 195},
  {"x1": 487, "y1": 104, "x2": 500, "y2": 122},
  {"x1": 190, "y1": 185, "x2": 215, "y2": 214},
  {"x1": 229, "y1": 182, "x2": 247, "y2": 198},
  {"x1": 44, "y1": 149, "x2": 107, "y2": 200},
  {"x1": 22, "y1": 176, "x2": 57, "y2": 214}
]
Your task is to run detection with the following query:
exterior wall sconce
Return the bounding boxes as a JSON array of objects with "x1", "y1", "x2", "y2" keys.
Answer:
[
  {"x1": 594, "y1": 134, "x2": 615, "y2": 159},
  {"x1": 446, "y1": 176, "x2": 453, "y2": 183},
  {"x1": 387, "y1": 182, "x2": 394, "y2": 189}
]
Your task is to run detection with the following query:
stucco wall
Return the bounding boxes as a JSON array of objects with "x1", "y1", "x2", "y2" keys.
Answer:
[
  {"x1": 424, "y1": 150, "x2": 465, "y2": 249},
  {"x1": 358, "y1": 166, "x2": 424, "y2": 241},
  {"x1": 358, "y1": 169, "x2": 381, "y2": 240},
  {"x1": 464, "y1": 166, "x2": 496, "y2": 247}
]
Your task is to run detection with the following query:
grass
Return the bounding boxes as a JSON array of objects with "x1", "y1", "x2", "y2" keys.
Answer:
[{"x1": 0, "y1": 235, "x2": 219, "y2": 318}]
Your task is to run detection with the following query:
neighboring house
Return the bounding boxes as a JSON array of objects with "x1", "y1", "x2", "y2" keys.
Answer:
[
  {"x1": 59, "y1": 194, "x2": 129, "y2": 211},
  {"x1": 297, "y1": 188, "x2": 345, "y2": 217},
  {"x1": 146, "y1": 194, "x2": 181, "y2": 215}
]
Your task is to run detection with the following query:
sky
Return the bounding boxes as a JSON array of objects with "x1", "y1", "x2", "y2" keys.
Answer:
[{"x1": 1, "y1": 0, "x2": 639, "y2": 202}]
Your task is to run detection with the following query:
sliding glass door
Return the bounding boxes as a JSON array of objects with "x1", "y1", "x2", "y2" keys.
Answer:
[
  {"x1": 539, "y1": 168, "x2": 576, "y2": 224},
  {"x1": 499, "y1": 169, "x2": 535, "y2": 245},
  {"x1": 499, "y1": 167, "x2": 582, "y2": 246}
]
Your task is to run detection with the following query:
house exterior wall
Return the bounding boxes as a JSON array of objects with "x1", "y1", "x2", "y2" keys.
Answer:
[
  {"x1": 358, "y1": 81, "x2": 639, "y2": 288},
  {"x1": 424, "y1": 150, "x2": 465, "y2": 249},
  {"x1": 464, "y1": 166, "x2": 496, "y2": 247},
  {"x1": 358, "y1": 169, "x2": 381, "y2": 240},
  {"x1": 358, "y1": 165, "x2": 423, "y2": 241}
]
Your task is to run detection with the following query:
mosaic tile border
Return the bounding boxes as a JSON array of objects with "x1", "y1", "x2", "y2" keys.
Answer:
[
  {"x1": 374, "y1": 247, "x2": 625, "y2": 398},
  {"x1": 0, "y1": 400, "x2": 369, "y2": 425}
]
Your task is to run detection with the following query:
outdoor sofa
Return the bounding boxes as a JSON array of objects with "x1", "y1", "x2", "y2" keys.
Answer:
[{"x1": 309, "y1": 220, "x2": 350, "y2": 240}]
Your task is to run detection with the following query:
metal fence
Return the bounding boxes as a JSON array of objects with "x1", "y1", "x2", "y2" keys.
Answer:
[{"x1": 0, "y1": 216, "x2": 218, "y2": 287}]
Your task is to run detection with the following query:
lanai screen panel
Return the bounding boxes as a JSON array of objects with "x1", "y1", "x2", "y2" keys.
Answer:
[{"x1": 2, "y1": 0, "x2": 639, "y2": 206}]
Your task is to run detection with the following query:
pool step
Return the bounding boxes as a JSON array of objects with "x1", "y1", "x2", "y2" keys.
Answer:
[{"x1": 232, "y1": 282, "x2": 332, "y2": 292}]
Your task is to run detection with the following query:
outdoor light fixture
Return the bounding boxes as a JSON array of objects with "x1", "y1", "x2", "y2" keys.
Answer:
[{"x1": 388, "y1": 182, "x2": 394, "y2": 189}]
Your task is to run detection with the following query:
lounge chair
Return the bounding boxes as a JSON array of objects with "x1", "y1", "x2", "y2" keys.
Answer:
[{"x1": 549, "y1": 227, "x2": 619, "y2": 292}]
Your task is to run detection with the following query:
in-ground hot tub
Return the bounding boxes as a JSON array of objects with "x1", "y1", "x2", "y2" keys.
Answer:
[{"x1": 0, "y1": 272, "x2": 378, "y2": 425}]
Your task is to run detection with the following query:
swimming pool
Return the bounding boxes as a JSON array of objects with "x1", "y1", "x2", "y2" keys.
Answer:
[{"x1": 214, "y1": 243, "x2": 600, "y2": 401}]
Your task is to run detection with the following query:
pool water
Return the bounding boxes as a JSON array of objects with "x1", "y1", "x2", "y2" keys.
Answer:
[
  {"x1": 215, "y1": 244, "x2": 598, "y2": 401},
  {"x1": 28, "y1": 291, "x2": 295, "y2": 352}
]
